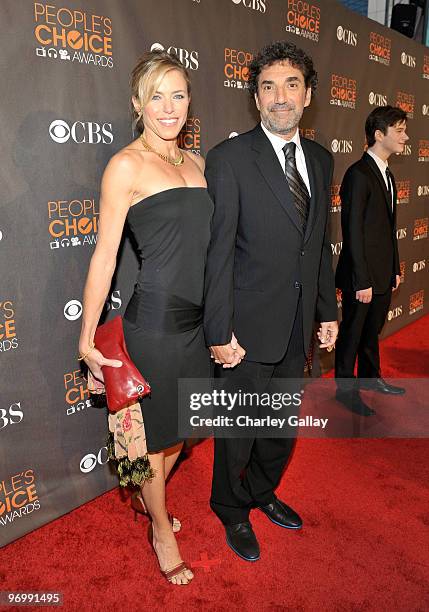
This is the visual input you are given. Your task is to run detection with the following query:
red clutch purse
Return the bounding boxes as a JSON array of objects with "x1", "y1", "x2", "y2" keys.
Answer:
[{"x1": 94, "y1": 315, "x2": 151, "y2": 413}]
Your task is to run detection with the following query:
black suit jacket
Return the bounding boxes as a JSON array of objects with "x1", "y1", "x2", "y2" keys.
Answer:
[
  {"x1": 336, "y1": 152, "x2": 400, "y2": 294},
  {"x1": 203, "y1": 124, "x2": 337, "y2": 363}
]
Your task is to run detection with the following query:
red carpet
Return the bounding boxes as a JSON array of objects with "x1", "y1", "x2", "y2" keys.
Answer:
[{"x1": 1, "y1": 316, "x2": 429, "y2": 611}]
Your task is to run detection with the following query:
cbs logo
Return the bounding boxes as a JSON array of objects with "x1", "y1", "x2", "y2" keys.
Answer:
[
  {"x1": 64, "y1": 291, "x2": 122, "y2": 321},
  {"x1": 80, "y1": 447, "x2": 109, "y2": 473},
  {"x1": 49, "y1": 119, "x2": 113, "y2": 144},
  {"x1": 64, "y1": 299, "x2": 82, "y2": 321},
  {"x1": 0, "y1": 402, "x2": 24, "y2": 430},
  {"x1": 150, "y1": 42, "x2": 199, "y2": 70}
]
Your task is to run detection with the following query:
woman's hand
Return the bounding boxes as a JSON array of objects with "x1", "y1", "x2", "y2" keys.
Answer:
[{"x1": 84, "y1": 347, "x2": 122, "y2": 384}]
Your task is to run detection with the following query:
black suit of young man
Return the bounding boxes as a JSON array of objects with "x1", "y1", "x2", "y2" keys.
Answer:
[
  {"x1": 203, "y1": 124, "x2": 337, "y2": 530},
  {"x1": 335, "y1": 152, "x2": 400, "y2": 387}
]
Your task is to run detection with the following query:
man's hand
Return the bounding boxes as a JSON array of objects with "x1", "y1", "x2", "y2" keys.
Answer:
[
  {"x1": 317, "y1": 321, "x2": 338, "y2": 351},
  {"x1": 356, "y1": 287, "x2": 372, "y2": 303},
  {"x1": 393, "y1": 275, "x2": 401, "y2": 291},
  {"x1": 210, "y1": 333, "x2": 246, "y2": 368}
]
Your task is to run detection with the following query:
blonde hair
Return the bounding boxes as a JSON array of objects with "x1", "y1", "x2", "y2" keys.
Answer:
[{"x1": 131, "y1": 50, "x2": 191, "y2": 133}]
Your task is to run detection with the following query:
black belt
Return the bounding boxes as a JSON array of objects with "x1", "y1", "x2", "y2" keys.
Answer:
[{"x1": 124, "y1": 290, "x2": 203, "y2": 334}]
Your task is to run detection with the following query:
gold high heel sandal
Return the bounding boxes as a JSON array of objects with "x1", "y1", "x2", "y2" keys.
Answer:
[{"x1": 131, "y1": 491, "x2": 181, "y2": 533}]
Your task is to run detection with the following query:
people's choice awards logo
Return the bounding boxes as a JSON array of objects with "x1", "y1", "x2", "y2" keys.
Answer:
[
  {"x1": 224, "y1": 48, "x2": 253, "y2": 90},
  {"x1": 331, "y1": 139, "x2": 353, "y2": 154},
  {"x1": 418, "y1": 140, "x2": 429, "y2": 162},
  {"x1": 231, "y1": 0, "x2": 266, "y2": 12},
  {"x1": 396, "y1": 180, "x2": 410, "y2": 205},
  {"x1": 49, "y1": 119, "x2": 113, "y2": 144},
  {"x1": 64, "y1": 369, "x2": 92, "y2": 416},
  {"x1": 177, "y1": 117, "x2": 201, "y2": 154},
  {"x1": 34, "y1": 2, "x2": 113, "y2": 68},
  {"x1": 336, "y1": 25, "x2": 357, "y2": 46},
  {"x1": 0, "y1": 469, "x2": 40, "y2": 527},
  {"x1": 80, "y1": 447, "x2": 109, "y2": 473},
  {"x1": 0, "y1": 301, "x2": 18, "y2": 353},
  {"x1": 369, "y1": 32, "x2": 391, "y2": 66},
  {"x1": 409, "y1": 290, "x2": 424, "y2": 315},
  {"x1": 330, "y1": 184, "x2": 341, "y2": 212},
  {"x1": 395, "y1": 91, "x2": 415, "y2": 118},
  {"x1": 336, "y1": 288, "x2": 342, "y2": 308},
  {"x1": 48, "y1": 198, "x2": 99, "y2": 250},
  {"x1": 285, "y1": 0, "x2": 321, "y2": 42},
  {"x1": 399, "y1": 261, "x2": 406, "y2": 283},
  {"x1": 150, "y1": 42, "x2": 199, "y2": 70},
  {"x1": 413, "y1": 218, "x2": 428, "y2": 241},
  {"x1": 330, "y1": 74, "x2": 357, "y2": 109},
  {"x1": 299, "y1": 127, "x2": 315, "y2": 140},
  {"x1": 423, "y1": 55, "x2": 429, "y2": 80}
]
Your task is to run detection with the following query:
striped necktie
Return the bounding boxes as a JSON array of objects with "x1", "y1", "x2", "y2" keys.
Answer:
[{"x1": 283, "y1": 142, "x2": 310, "y2": 232}]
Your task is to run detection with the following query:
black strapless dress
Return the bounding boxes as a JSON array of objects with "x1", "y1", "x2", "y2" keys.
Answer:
[{"x1": 123, "y1": 187, "x2": 213, "y2": 452}]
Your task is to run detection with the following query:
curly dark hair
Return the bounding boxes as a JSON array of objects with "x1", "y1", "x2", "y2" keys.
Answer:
[
  {"x1": 248, "y1": 41, "x2": 318, "y2": 97},
  {"x1": 365, "y1": 106, "x2": 408, "y2": 148}
]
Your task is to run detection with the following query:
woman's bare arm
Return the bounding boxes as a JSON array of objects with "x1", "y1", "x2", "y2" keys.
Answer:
[{"x1": 78, "y1": 151, "x2": 139, "y2": 374}]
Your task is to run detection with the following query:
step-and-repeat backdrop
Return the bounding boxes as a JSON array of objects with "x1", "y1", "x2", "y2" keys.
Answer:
[{"x1": 1, "y1": 0, "x2": 428, "y2": 547}]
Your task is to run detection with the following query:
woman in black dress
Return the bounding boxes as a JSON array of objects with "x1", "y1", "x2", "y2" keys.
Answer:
[{"x1": 78, "y1": 51, "x2": 213, "y2": 585}]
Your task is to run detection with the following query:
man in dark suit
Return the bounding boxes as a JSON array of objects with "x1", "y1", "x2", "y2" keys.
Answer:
[
  {"x1": 203, "y1": 42, "x2": 337, "y2": 561},
  {"x1": 335, "y1": 106, "x2": 408, "y2": 415}
]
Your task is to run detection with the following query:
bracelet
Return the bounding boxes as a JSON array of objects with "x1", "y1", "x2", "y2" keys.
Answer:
[{"x1": 77, "y1": 342, "x2": 95, "y2": 361}]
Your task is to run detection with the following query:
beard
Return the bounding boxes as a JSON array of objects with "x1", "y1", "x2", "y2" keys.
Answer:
[{"x1": 260, "y1": 104, "x2": 303, "y2": 135}]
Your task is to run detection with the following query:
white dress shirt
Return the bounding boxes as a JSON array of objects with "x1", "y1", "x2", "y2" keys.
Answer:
[
  {"x1": 367, "y1": 148, "x2": 393, "y2": 210},
  {"x1": 260, "y1": 122, "x2": 311, "y2": 196}
]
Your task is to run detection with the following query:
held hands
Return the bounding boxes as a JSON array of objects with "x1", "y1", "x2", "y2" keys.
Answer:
[
  {"x1": 210, "y1": 332, "x2": 246, "y2": 368},
  {"x1": 356, "y1": 287, "x2": 373, "y2": 303},
  {"x1": 317, "y1": 321, "x2": 338, "y2": 352}
]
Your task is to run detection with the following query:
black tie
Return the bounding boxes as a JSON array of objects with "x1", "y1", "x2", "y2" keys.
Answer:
[
  {"x1": 283, "y1": 142, "x2": 310, "y2": 232},
  {"x1": 385, "y1": 167, "x2": 393, "y2": 209}
]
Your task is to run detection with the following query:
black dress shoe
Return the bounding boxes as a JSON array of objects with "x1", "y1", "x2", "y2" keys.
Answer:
[
  {"x1": 225, "y1": 522, "x2": 260, "y2": 562},
  {"x1": 360, "y1": 378, "x2": 405, "y2": 395},
  {"x1": 257, "y1": 498, "x2": 302, "y2": 529},
  {"x1": 335, "y1": 389, "x2": 375, "y2": 416}
]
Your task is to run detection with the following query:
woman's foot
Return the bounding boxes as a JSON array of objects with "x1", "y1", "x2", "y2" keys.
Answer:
[
  {"x1": 151, "y1": 524, "x2": 194, "y2": 585},
  {"x1": 132, "y1": 492, "x2": 181, "y2": 532}
]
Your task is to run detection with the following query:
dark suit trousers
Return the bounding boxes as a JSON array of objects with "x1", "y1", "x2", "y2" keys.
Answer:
[
  {"x1": 210, "y1": 300, "x2": 306, "y2": 525},
  {"x1": 335, "y1": 288, "x2": 392, "y2": 387}
]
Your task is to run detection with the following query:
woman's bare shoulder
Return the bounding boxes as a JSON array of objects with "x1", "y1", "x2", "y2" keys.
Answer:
[{"x1": 184, "y1": 150, "x2": 205, "y2": 172}]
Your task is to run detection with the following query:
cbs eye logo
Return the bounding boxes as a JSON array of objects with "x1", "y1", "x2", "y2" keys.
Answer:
[
  {"x1": 49, "y1": 120, "x2": 70, "y2": 143},
  {"x1": 64, "y1": 299, "x2": 82, "y2": 321},
  {"x1": 80, "y1": 447, "x2": 109, "y2": 473}
]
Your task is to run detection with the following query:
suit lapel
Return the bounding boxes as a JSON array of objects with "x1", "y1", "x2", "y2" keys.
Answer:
[
  {"x1": 251, "y1": 125, "x2": 303, "y2": 235},
  {"x1": 301, "y1": 138, "x2": 322, "y2": 244},
  {"x1": 363, "y1": 152, "x2": 393, "y2": 223}
]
